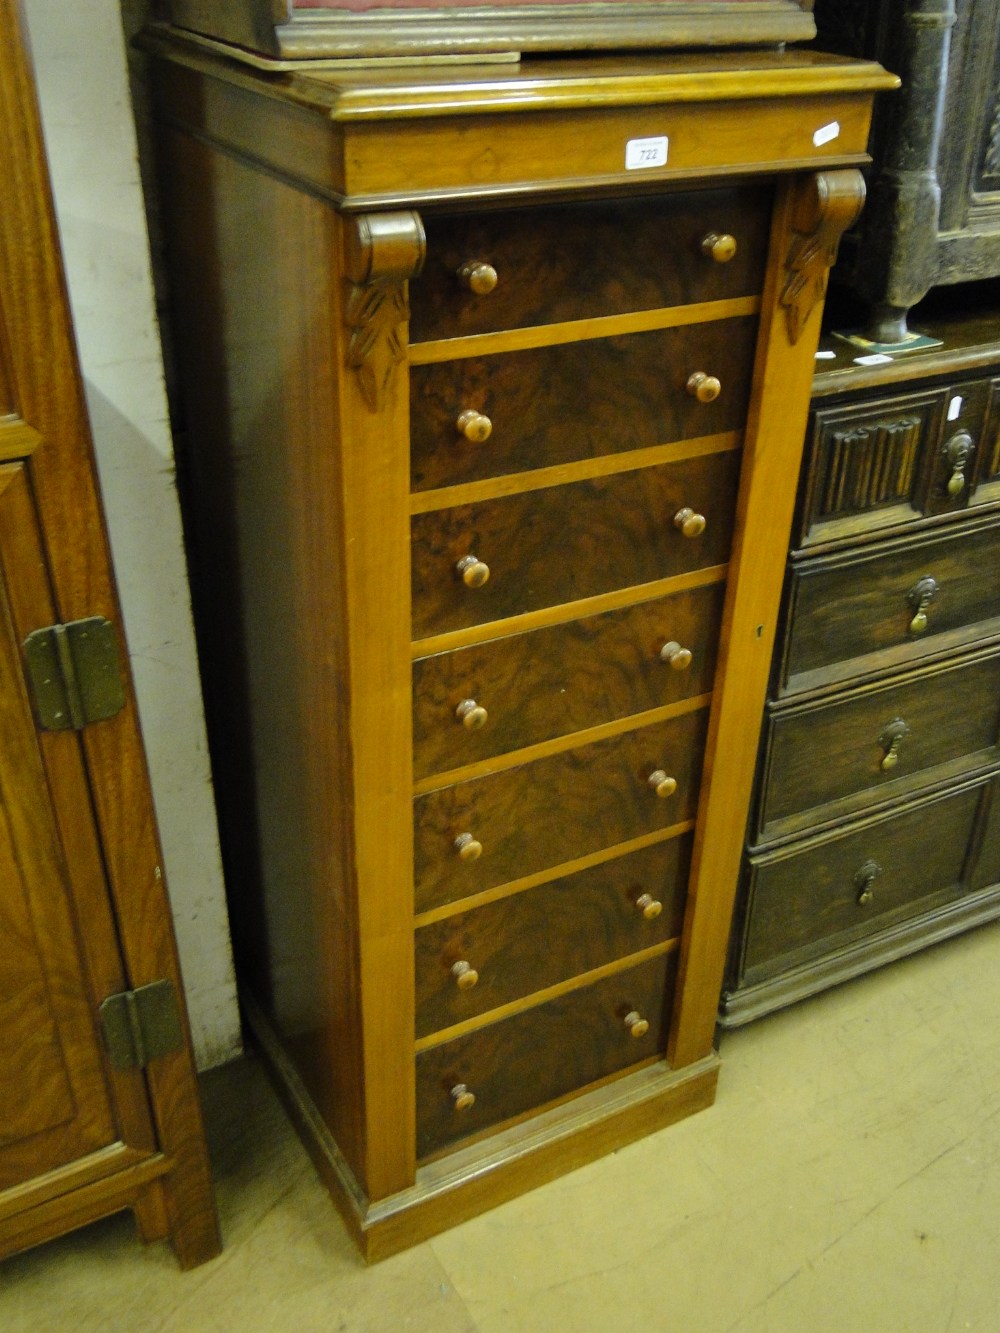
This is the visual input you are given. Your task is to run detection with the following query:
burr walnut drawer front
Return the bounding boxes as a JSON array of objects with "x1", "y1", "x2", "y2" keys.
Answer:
[
  {"x1": 409, "y1": 316, "x2": 757, "y2": 492},
  {"x1": 408, "y1": 184, "x2": 772, "y2": 343},
  {"x1": 970, "y1": 774, "x2": 1000, "y2": 894},
  {"x1": 779, "y1": 514, "x2": 1000, "y2": 695},
  {"x1": 414, "y1": 836, "x2": 690, "y2": 1039},
  {"x1": 414, "y1": 709, "x2": 708, "y2": 913},
  {"x1": 412, "y1": 581, "x2": 724, "y2": 780},
  {"x1": 411, "y1": 448, "x2": 740, "y2": 641},
  {"x1": 756, "y1": 648, "x2": 1000, "y2": 842},
  {"x1": 739, "y1": 782, "x2": 984, "y2": 987},
  {"x1": 415, "y1": 951, "x2": 675, "y2": 1158}
]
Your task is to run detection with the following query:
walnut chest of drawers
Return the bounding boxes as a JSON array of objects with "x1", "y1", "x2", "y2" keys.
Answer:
[
  {"x1": 721, "y1": 300, "x2": 1000, "y2": 1026},
  {"x1": 144, "y1": 33, "x2": 893, "y2": 1258}
]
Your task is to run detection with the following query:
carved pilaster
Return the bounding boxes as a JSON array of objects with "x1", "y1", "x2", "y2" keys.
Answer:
[
  {"x1": 780, "y1": 169, "x2": 866, "y2": 345},
  {"x1": 343, "y1": 211, "x2": 426, "y2": 413}
]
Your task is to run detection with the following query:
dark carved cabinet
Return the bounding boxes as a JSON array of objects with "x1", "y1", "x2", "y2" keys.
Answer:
[
  {"x1": 815, "y1": 0, "x2": 1000, "y2": 341},
  {"x1": 721, "y1": 300, "x2": 1000, "y2": 1026}
]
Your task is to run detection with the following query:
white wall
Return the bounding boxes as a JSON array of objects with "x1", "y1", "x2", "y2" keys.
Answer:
[{"x1": 22, "y1": 0, "x2": 242, "y2": 1070}]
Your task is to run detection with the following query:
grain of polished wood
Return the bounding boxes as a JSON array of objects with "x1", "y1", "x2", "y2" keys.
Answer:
[
  {"x1": 409, "y1": 186, "x2": 771, "y2": 343},
  {"x1": 0, "y1": 0, "x2": 217, "y2": 1267}
]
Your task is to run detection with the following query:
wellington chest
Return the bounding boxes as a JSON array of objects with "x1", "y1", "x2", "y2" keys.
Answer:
[
  {"x1": 143, "y1": 32, "x2": 893, "y2": 1258},
  {"x1": 722, "y1": 295, "x2": 1000, "y2": 1026}
]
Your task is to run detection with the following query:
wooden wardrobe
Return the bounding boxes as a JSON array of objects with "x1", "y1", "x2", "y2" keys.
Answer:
[{"x1": 0, "y1": 0, "x2": 218, "y2": 1268}]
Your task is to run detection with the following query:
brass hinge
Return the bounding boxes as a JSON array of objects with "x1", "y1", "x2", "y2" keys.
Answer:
[
  {"x1": 23, "y1": 617, "x2": 126, "y2": 730},
  {"x1": 99, "y1": 980, "x2": 184, "y2": 1071}
]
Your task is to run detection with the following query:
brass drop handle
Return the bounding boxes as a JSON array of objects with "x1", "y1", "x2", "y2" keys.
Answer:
[
  {"x1": 454, "y1": 833, "x2": 482, "y2": 862},
  {"x1": 456, "y1": 409, "x2": 493, "y2": 443},
  {"x1": 455, "y1": 698, "x2": 488, "y2": 730},
  {"x1": 701, "y1": 231, "x2": 737, "y2": 263},
  {"x1": 456, "y1": 554, "x2": 490, "y2": 588},
  {"x1": 907, "y1": 575, "x2": 939, "y2": 635},
  {"x1": 648, "y1": 770, "x2": 677, "y2": 799},
  {"x1": 457, "y1": 260, "x2": 498, "y2": 295},
  {"x1": 686, "y1": 371, "x2": 722, "y2": 403},
  {"x1": 635, "y1": 893, "x2": 663, "y2": 920},
  {"x1": 878, "y1": 718, "x2": 910, "y2": 772},
  {"x1": 673, "y1": 507, "x2": 706, "y2": 538},
  {"x1": 943, "y1": 430, "x2": 975, "y2": 498},
  {"x1": 450, "y1": 1083, "x2": 476, "y2": 1111},
  {"x1": 854, "y1": 858, "x2": 882, "y2": 907},
  {"x1": 624, "y1": 1010, "x2": 649, "y2": 1039},
  {"x1": 659, "y1": 641, "x2": 693, "y2": 671},
  {"x1": 451, "y1": 960, "x2": 479, "y2": 990}
]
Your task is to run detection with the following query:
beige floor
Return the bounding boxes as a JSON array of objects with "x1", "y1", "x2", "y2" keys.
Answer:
[{"x1": 5, "y1": 923, "x2": 1000, "y2": 1333}]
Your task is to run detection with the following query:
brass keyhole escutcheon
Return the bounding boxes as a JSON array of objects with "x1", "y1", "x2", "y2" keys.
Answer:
[
  {"x1": 853, "y1": 858, "x2": 882, "y2": 907},
  {"x1": 907, "y1": 575, "x2": 939, "y2": 636},
  {"x1": 878, "y1": 718, "x2": 910, "y2": 772}
]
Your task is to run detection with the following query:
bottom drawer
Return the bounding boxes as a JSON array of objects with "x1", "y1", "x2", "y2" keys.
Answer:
[
  {"x1": 415, "y1": 952, "x2": 674, "y2": 1159},
  {"x1": 738, "y1": 782, "x2": 985, "y2": 986}
]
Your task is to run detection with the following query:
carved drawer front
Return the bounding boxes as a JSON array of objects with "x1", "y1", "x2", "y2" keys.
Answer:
[
  {"x1": 970, "y1": 776, "x2": 1000, "y2": 894},
  {"x1": 414, "y1": 837, "x2": 690, "y2": 1038},
  {"x1": 414, "y1": 709, "x2": 708, "y2": 912},
  {"x1": 415, "y1": 952, "x2": 675, "y2": 1158},
  {"x1": 756, "y1": 648, "x2": 1000, "y2": 843},
  {"x1": 408, "y1": 184, "x2": 772, "y2": 343},
  {"x1": 797, "y1": 377, "x2": 995, "y2": 548},
  {"x1": 979, "y1": 378, "x2": 1000, "y2": 503},
  {"x1": 779, "y1": 513, "x2": 1000, "y2": 695},
  {"x1": 739, "y1": 782, "x2": 983, "y2": 987},
  {"x1": 411, "y1": 448, "x2": 740, "y2": 642},
  {"x1": 410, "y1": 317, "x2": 757, "y2": 492},
  {"x1": 412, "y1": 582, "x2": 724, "y2": 780}
]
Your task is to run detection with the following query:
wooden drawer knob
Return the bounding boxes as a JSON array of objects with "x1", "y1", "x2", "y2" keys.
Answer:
[
  {"x1": 701, "y1": 231, "x2": 737, "y2": 263},
  {"x1": 450, "y1": 1083, "x2": 476, "y2": 1111},
  {"x1": 854, "y1": 858, "x2": 881, "y2": 907},
  {"x1": 451, "y1": 960, "x2": 479, "y2": 990},
  {"x1": 686, "y1": 371, "x2": 722, "y2": 403},
  {"x1": 673, "y1": 507, "x2": 706, "y2": 538},
  {"x1": 456, "y1": 409, "x2": 493, "y2": 443},
  {"x1": 635, "y1": 893, "x2": 662, "y2": 920},
  {"x1": 456, "y1": 554, "x2": 490, "y2": 588},
  {"x1": 648, "y1": 770, "x2": 677, "y2": 799},
  {"x1": 907, "y1": 575, "x2": 939, "y2": 635},
  {"x1": 879, "y1": 717, "x2": 910, "y2": 772},
  {"x1": 457, "y1": 260, "x2": 498, "y2": 295},
  {"x1": 455, "y1": 698, "x2": 488, "y2": 730},
  {"x1": 454, "y1": 832, "x2": 482, "y2": 861},
  {"x1": 624, "y1": 1010, "x2": 649, "y2": 1039},
  {"x1": 659, "y1": 641, "x2": 693, "y2": 671}
]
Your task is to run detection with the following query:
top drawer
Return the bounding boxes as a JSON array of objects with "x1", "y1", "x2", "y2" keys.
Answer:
[
  {"x1": 408, "y1": 185, "x2": 772, "y2": 343},
  {"x1": 795, "y1": 373, "x2": 1000, "y2": 551}
]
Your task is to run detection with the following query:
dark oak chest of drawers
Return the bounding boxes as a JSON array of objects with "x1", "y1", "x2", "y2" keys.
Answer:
[
  {"x1": 144, "y1": 32, "x2": 892, "y2": 1258},
  {"x1": 721, "y1": 299, "x2": 1000, "y2": 1025}
]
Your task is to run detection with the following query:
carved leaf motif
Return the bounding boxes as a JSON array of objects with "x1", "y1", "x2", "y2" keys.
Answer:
[
  {"x1": 345, "y1": 281, "x2": 409, "y2": 413},
  {"x1": 780, "y1": 171, "x2": 866, "y2": 345}
]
